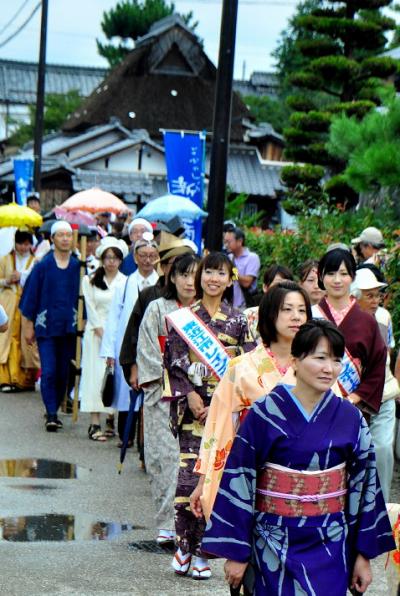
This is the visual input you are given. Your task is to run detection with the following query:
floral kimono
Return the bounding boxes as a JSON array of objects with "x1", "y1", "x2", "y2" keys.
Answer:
[
  {"x1": 163, "y1": 299, "x2": 255, "y2": 556},
  {"x1": 195, "y1": 343, "x2": 295, "y2": 520}
]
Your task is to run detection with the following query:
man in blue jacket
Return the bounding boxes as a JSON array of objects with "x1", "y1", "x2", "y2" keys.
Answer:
[{"x1": 20, "y1": 221, "x2": 80, "y2": 432}]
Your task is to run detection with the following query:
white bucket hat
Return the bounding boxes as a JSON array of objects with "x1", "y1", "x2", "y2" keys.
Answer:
[
  {"x1": 351, "y1": 268, "x2": 387, "y2": 292},
  {"x1": 96, "y1": 236, "x2": 129, "y2": 260}
]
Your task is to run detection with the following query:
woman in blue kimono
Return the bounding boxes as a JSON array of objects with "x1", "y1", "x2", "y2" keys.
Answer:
[{"x1": 202, "y1": 320, "x2": 395, "y2": 595}]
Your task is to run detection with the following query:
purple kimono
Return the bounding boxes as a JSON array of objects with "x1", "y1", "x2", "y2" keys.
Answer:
[
  {"x1": 202, "y1": 384, "x2": 395, "y2": 595},
  {"x1": 164, "y1": 299, "x2": 255, "y2": 556}
]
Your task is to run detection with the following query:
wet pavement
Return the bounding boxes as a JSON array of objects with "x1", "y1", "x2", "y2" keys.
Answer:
[{"x1": 0, "y1": 389, "x2": 398, "y2": 595}]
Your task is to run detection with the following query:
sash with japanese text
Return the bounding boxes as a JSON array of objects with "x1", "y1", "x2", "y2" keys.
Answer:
[{"x1": 166, "y1": 307, "x2": 230, "y2": 380}]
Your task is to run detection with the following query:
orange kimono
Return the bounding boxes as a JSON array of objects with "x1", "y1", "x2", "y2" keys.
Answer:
[{"x1": 194, "y1": 343, "x2": 295, "y2": 520}]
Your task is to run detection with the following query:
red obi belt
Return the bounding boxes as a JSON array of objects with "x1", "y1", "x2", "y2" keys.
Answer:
[{"x1": 256, "y1": 462, "x2": 347, "y2": 517}]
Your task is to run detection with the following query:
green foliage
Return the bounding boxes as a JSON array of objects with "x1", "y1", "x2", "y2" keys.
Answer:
[
  {"x1": 359, "y1": 56, "x2": 398, "y2": 78},
  {"x1": 327, "y1": 98, "x2": 400, "y2": 193},
  {"x1": 8, "y1": 91, "x2": 83, "y2": 147},
  {"x1": 286, "y1": 95, "x2": 316, "y2": 112},
  {"x1": 289, "y1": 110, "x2": 331, "y2": 131},
  {"x1": 224, "y1": 191, "x2": 264, "y2": 228},
  {"x1": 328, "y1": 100, "x2": 376, "y2": 118},
  {"x1": 97, "y1": 0, "x2": 197, "y2": 67},
  {"x1": 281, "y1": 164, "x2": 325, "y2": 187},
  {"x1": 241, "y1": 95, "x2": 290, "y2": 133},
  {"x1": 273, "y1": 0, "x2": 396, "y2": 213},
  {"x1": 245, "y1": 203, "x2": 398, "y2": 275},
  {"x1": 324, "y1": 174, "x2": 359, "y2": 206},
  {"x1": 297, "y1": 38, "x2": 341, "y2": 57},
  {"x1": 309, "y1": 56, "x2": 360, "y2": 82}
]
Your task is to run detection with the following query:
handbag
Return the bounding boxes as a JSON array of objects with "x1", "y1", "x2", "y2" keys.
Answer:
[{"x1": 101, "y1": 365, "x2": 114, "y2": 407}]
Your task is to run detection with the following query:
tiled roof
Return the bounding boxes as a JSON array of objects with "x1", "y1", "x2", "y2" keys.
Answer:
[
  {"x1": 135, "y1": 14, "x2": 196, "y2": 47},
  {"x1": 71, "y1": 169, "x2": 154, "y2": 199},
  {"x1": 233, "y1": 71, "x2": 279, "y2": 98},
  {"x1": 0, "y1": 122, "x2": 285, "y2": 200},
  {"x1": 0, "y1": 59, "x2": 107, "y2": 105},
  {"x1": 226, "y1": 149, "x2": 285, "y2": 197}
]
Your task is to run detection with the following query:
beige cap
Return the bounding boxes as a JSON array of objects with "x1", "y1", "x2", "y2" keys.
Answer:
[{"x1": 351, "y1": 227, "x2": 384, "y2": 247}]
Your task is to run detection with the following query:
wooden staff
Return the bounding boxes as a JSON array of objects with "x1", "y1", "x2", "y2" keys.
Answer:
[{"x1": 72, "y1": 232, "x2": 87, "y2": 422}]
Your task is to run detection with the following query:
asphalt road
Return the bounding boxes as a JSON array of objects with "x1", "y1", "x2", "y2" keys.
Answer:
[{"x1": 0, "y1": 390, "x2": 398, "y2": 595}]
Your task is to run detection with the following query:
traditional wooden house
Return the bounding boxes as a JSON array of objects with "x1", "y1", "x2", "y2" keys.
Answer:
[{"x1": 0, "y1": 14, "x2": 289, "y2": 226}]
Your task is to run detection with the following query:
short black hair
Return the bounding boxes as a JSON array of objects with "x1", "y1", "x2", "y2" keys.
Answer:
[
  {"x1": 164, "y1": 253, "x2": 200, "y2": 300},
  {"x1": 291, "y1": 319, "x2": 345, "y2": 360},
  {"x1": 258, "y1": 280, "x2": 312, "y2": 346},
  {"x1": 27, "y1": 195, "x2": 40, "y2": 203},
  {"x1": 318, "y1": 248, "x2": 356, "y2": 290},
  {"x1": 225, "y1": 227, "x2": 245, "y2": 245},
  {"x1": 194, "y1": 252, "x2": 234, "y2": 303},
  {"x1": 15, "y1": 230, "x2": 33, "y2": 244},
  {"x1": 263, "y1": 264, "x2": 294, "y2": 287}
]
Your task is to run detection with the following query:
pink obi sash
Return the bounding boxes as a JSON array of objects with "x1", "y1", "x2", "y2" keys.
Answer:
[{"x1": 256, "y1": 462, "x2": 347, "y2": 517}]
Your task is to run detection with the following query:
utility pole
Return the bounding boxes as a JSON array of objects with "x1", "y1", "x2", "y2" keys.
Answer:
[
  {"x1": 33, "y1": 0, "x2": 49, "y2": 193},
  {"x1": 205, "y1": 0, "x2": 239, "y2": 250}
]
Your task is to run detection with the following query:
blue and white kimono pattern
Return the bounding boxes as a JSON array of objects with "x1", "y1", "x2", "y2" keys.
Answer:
[{"x1": 202, "y1": 384, "x2": 395, "y2": 596}]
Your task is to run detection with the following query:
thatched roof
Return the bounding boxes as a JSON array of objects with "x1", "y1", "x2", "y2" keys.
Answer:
[{"x1": 63, "y1": 15, "x2": 249, "y2": 142}]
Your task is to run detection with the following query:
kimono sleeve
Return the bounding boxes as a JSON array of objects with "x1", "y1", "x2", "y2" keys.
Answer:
[
  {"x1": 196, "y1": 370, "x2": 236, "y2": 475},
  {"x1": 82, "y1": 276, "x2": 101, "y2": 329},
  {"x1": 19, "y1": 260, "x2": 42, "y2": 322},
  {"x1": 356, "y1": 319, "x2": 386, "y2": 412},
  {"x1": 137, "y1": 300, "x2": 163, "y2": 385},
  {"x1": 346, "y1": 411, "x2": 395, "y2": 562},
  {"x1": 163, "y1": 326, "x2": 196, "y2": 398},
  {"x1": 202, "y1": 400, "x2": 270, "y2": 562},
  {"x1": 100, "y1": 283, "x2": 122, "y2": 359}
]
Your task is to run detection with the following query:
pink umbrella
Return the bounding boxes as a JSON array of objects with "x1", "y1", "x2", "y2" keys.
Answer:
[
  {"x1": 59, "y1": 188, "x2": 129, "y2": 215},
  {"x1": 54, "y1": 207, "x2": 96, "y2": 226}
]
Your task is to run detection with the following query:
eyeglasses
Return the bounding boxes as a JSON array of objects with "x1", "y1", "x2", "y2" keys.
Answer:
[{"x1": 136, "y1": 252, "x2": 156, "y2": 261}]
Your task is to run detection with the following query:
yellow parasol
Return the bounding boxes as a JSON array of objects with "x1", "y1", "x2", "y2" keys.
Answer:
[{"x1": 0, "y1": 202, "x2": 42, "y2": 229}]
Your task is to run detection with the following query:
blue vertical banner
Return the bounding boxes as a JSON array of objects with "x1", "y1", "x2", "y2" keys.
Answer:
[
  {"x1": 13, "y1": 159, "x2": 34, "y2": 206},
  {"x1": 163, "y1": 131, "x2": 206, "y2": 253}
]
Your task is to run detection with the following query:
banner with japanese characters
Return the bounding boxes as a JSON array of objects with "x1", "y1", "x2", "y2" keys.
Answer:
[
  {"x1": 13, "y1": 159, "x2": 34, "y2": 206},
  {"x1": 163, "y1": 131, "x2": 206, "y2": 252}
]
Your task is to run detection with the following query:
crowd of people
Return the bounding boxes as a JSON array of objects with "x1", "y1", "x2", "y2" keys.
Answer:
[{"x1": 0, "y1": 205, "x2": 399, "y2": 594}]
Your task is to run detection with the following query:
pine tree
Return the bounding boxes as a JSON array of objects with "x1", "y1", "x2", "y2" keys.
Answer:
[
  {"x1": 277, "y1": 0, "x2": 398, "y2": 211},
  {"x1": 97, "y1": 0, "x2": 197, "y2": 67}
]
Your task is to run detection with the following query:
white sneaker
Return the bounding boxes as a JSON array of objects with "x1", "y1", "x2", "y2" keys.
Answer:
[
  {"x1": 172, "y1": 548, "x2": 192, "y2": 575},
  {"x1": 192, "y1": 556, "x2": 211, "y2": 580},
  {"x1": 156, "y1": 529, "x2": 175, "y2": 544}
]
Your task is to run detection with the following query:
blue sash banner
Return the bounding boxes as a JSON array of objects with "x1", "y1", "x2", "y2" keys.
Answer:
[
  {"x1": 163, "y1": 131, "x2": 206, "y2": 253},
  {"x1": 13, "y1": 159, "x2": 34, "y2": 206}
]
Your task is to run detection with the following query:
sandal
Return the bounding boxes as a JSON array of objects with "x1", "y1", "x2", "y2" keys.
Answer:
[
  {"x1": 104, "y1": 416, "x2": 115, "y2": 437},
  {"x1": 172, "y1": 548, "x2": 192, "y2": 575},
  {"x1": 88, "y1": 424, "x2": 107, "y2": 442}
]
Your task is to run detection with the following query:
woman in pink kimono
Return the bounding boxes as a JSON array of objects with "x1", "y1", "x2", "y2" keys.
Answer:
[{"x1": 190, "y1": 280, "x2": 312, "y2": 521}]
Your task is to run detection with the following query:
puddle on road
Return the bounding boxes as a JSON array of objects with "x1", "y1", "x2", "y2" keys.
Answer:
[
  {"x1": 0, "y1": 515, "x2": 139, "y2": 542},
  {"x1": 0, "y1": 459, "x2": 88, "y2": 479}
]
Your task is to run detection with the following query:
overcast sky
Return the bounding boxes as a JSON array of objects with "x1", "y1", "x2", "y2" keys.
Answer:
[{"x1": 0, "y1": 0, "x2": 298, "y2": 77}]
